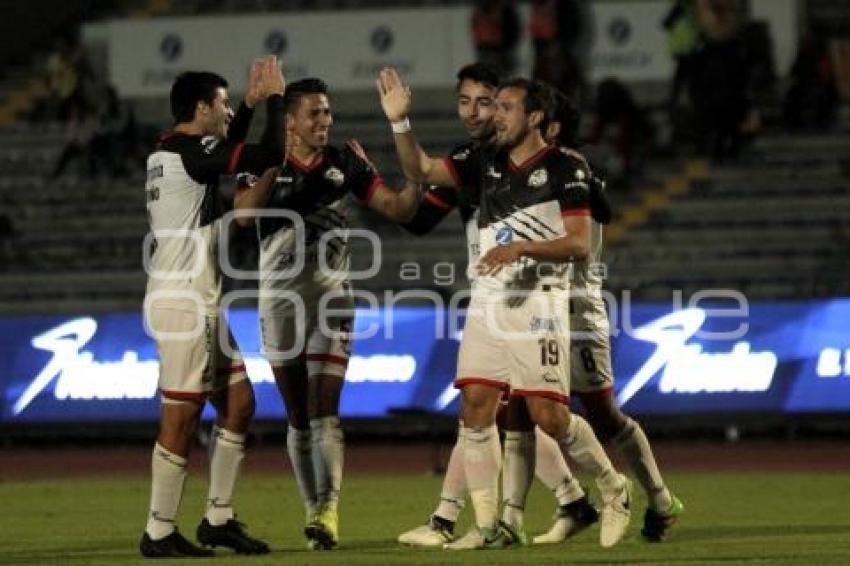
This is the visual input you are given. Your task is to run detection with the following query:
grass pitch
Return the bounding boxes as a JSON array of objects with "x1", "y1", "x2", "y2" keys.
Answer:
[{"x1": 2, "y1": 471, "x2": 850, "y2": 565}]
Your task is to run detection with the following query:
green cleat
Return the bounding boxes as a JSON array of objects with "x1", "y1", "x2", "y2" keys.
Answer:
[{"x1": 305, "y1": 506, "x2": 338, "y2": 550}]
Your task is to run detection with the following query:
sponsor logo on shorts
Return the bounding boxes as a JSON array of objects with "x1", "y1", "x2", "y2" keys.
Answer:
[{"x1": 495, "y1": 226, "x2": 513, "y2": 245}]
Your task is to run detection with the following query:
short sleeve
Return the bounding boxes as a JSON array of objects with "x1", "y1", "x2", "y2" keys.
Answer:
[
  {"x1": 343, "y1": 146, "x2": 383, "y2": 204},
  {"x1": 558, "y1": 162, "x2": 591, "y2": 217}
]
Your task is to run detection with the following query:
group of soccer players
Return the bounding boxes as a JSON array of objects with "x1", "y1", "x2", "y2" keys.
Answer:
[{"x1": 140, "y1": 53, "x2": 682, "y2": 558}]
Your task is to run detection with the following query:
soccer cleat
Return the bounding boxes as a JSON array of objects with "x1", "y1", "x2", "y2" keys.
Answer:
[
  {"x1": 196, "y1": 518, "x2": 270, "y2": 554},
  {"x1": 304, "y1": 506, "x2": 339, "y2": 550},
  {"x1": 642, "y1": 494, "x2": 684, "y2": 542},
  {"x1": 497, "y1": 519, "x2": 529, "y2": 546},
  {"x1": 599, "y1": 475, "x2": 632, "y2": 548},
  {"x1": 398, "y1": 515, "x2": 456, "y2": 547},
  {"x1": 139, "y1": 530, "x2": 215, "y2": 558},
  {"x1": 533, "y1": 495, "x2": 599, "y2": 544},
  {"x1": 443, "y1": 526, "x2": 507, "y2": 550}
]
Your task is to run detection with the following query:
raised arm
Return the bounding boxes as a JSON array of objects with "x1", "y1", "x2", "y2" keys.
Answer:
[
  {"x1": 346, "y1": 139, "x2": 420, "y2": 222},
  {"x1": 233, "y1": 166, "x2": 281, "y2": 227},
  {"x1": 376, "y1": 66, "x2": 456, "y2": 187}
]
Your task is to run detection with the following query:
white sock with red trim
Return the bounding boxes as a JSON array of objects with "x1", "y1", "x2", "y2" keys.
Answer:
[
  {"x1": 433, "y1": 422, "x2": 467, "y2": 522},
  {"x1": 145, "y1": 443, "x2": 187, "y2": 540},
  {"x1": 534, "y1": 426, "x2": 586, "y2": 505},
  {"x1": 311, "y1": 416, "x2": 344, "y2": 511},
  {"x1": 205, "y1": 428, "x2": 245, "y2": 526},
  {"x1": 462, "y1": 423, "x2": 501, "y2": 530}
]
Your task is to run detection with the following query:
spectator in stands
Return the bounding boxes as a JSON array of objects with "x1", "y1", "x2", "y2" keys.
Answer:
[
  {"x1": 688, "y1": 0, "x2": 749, "y2": 160},
  {"x1": 784, "y1": 30, "x2": 839, "y2": 131},
  {"x1": 529, "y1": 0, "x2": 594, "y2": 100},
  {"x1": 662, "y1": 0, "x2": 699, "y2": 111},
  {"x1": 471, "y1": 0, "x2": 520, "y2": 76},
  {"x1": 42, "y1": 31, "x2": 93, "y2": 122},
  {"x1": 590, "y1": 78, "x2": 654, "y2": 187},
  {"x1": 49, "y1": 93, "x2": 98, "y2": 179}
]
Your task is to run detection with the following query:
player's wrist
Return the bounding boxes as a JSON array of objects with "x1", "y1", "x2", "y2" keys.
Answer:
[{"x1": 390, "y1": 117, "x2": 411, "y2": 134}]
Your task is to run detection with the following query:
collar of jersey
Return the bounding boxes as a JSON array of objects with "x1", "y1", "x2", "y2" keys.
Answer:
[
  {"x1": 288, "y1": 151, "x2": 326, "y2": 172},
  {"x1": 509, "y1": 144, "x2": 555, "y2": 172}
]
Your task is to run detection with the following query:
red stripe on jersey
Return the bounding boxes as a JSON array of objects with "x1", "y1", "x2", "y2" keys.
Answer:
[
  {"x1": 423, "y1": 191, "x2": 453, "y2": 210},
  {"x1": 363, "y1": 176, "x2": 384, "y2": 205},
  {"x1": 306, "y1": 353, "x2": 349, "y2": 367},
  {"x1": 511, "y1": 388, "x2": 570, "y2": 404},
  {"x1": 161, "y1": 389, "x2": 207, "y2": 403},
  {"x1": 226, "y1": 142, "x2": 245, "y2": 174},
  {"x1": 217, "y1": 364, "x2": 246, "y2": 375},
  {"x1": 509, "y1": 144, "x2": 555, "y2": 172},
  {"x1": 443, "y1": 156, "x2": 464, "y2": 188},
  {"x1": 561, "y1": 208, "x2": 591, "y2": 217}
]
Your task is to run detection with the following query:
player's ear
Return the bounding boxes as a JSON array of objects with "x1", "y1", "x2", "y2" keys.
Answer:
[
  {"x1": 529, "y1": 109, "x2": 544, "y2": 129},
  {"x1": 546, "y1": 122, "x2": 561, "y2": 144}
]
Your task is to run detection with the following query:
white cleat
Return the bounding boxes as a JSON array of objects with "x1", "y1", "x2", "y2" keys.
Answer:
[
  {"x1": 533, "y1": 496, "x2": 599, "y2": 544},
  {"x1": 398, "y1": 518, "x2": 454, "y2": 547},
  {"x1": 443, "y1": 526, "x2": 505, "y2": 550},
  {"x1": 600, "y1": 475, "x2": 632, "y2": 548}
]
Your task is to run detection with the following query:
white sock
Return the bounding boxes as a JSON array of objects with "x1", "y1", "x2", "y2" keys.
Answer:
[
  {"x1": 462, "y1": 424, "x2": 501, "y2": 530},
  {"x1": 145, "y1": 443, "x2": 187, "y2": 540},
  {"x1": 501, "y1": 430, "x2": 535, "y2": 527},
  {"x1": 287, "y1": 426, "x2": 319, "y2": 515},
  {"x1": 557, "y1": 414, "x2": 624, "y2": 499},
  {"x1": 534, "y1": 427, "x2": 585, "y2": 506},
  {"x1": 434, "y1": 423, "x2": 467, "y2": 523},
  {"x1": 615, "y1": 417, "x2": 671, "y2": 511},
  {"x1": 205, "y1": 428, "x2": 245, "y2": 526},
  {"x1": 311, "y1": 416, "x2": 344, "y2": 511}
]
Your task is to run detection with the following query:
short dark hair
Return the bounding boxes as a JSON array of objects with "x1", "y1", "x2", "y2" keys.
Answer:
[
  {"x1": 497, "y1": 77, "x2": 552, "y2": 117},
  {"x1": 539, "y1": 85, "x2": 581, "y2": 148},
  {"x1": 170, "y1": 71, "x2": 228, "y2": 124},
  {"x1": 283, "y1": 77, "x2": 329, "y2": 113},
  {"x1": 456, "y1": 62, "x2": 501, "y2": 91}
]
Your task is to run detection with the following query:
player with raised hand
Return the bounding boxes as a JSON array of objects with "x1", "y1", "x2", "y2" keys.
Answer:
[
  {"x1": 234, "y1": 77, "x2": 419, "y2": 551},
  {"x1": 378, "y1": 67, "x2": 631, "y2": 550},
  {"x1": 140, "y1": 55, "x2": 284, "y2": 558}
]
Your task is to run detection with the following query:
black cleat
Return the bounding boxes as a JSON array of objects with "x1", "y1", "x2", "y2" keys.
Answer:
[
  {"x1": 564, "y1": 495, "x2": 600, "y2": 525},
  {"x1": 641, "y1": 495, "x2": 684, "y2": 542},
  {"x1": 196, "y1": 518, "x2": 270, "y2": 554},
  {"x1": 140, "y1": 530, "x2": 215, "y2": 558}
]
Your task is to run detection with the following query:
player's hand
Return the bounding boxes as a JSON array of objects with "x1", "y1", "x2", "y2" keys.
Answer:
[
  {"x1": 376, "y1": 66, "x2": 411, "y2": 123},
  {"x1": 263, "y1": 55, "x2": 286, "y2": 97},
  {"x1": 477, "y1": 243, "x2": 525, "y2": 276},
  {"x1": 346, "y1": 139, "x2": 378, "y2": 171},
  {"x1": 244, "y1": 58, "x2": 264, "y2": 108}
]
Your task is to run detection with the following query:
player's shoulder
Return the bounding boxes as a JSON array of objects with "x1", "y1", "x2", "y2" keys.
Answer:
[
  {"x1": 448, "y1": 141, "x2": 478, "y2": 162},
  {"x1": 546, "y1": 146, "x2": 592, "y2": 183},
  {"x1": 156, "y1": 131, "x2": 217, "y2": 156}
]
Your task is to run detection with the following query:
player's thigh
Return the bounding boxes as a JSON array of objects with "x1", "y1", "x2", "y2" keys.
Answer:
[
  {"x1": 506, "y1": 291, "x2": 571, "y2": 405},
  {"x1": 454, "y1": 300, "x2": 511, "y2": 393},
  {"x1": 569, "y1": 332, "x2": 614, "y2": 395},
  {"x1": 149, "y1": 307, "x2": 213, "y2": 400}
]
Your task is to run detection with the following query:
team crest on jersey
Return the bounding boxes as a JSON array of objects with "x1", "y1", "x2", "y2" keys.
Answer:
[
  {"x1": 453, "y1": 148, "x2": 471, "y2": 161},
  {"x1": 324, "y1": 166, "x2": 345, "y2": 187},
  {"x1": 200, "y1": 136, "x2": 219, "y2": 154},
  {"x1": 528, "y1": 168, "x2": 548, "y2": 188},
  {"x1": 495, "y1": 225, "x2": 513, "y2": 245},
  {"x1": 575, "y1": 168, "x2": 586, "y2": 180}
]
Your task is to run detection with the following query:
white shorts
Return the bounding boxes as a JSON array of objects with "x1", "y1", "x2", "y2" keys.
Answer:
[
  {"x1": 260, "y1": 285, "x2": 353, "y2": 378},
  {"x1": 568, "y1": 294, "x2": 614, "y2": 394},
  {"x1": 146, "y1": 307, "x2": 247, "y2": 403},
  {"x1": 455, "y1": 290, "x2": 571, "y2": 403}
]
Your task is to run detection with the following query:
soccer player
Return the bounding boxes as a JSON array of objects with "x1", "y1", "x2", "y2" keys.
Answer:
[
  {"x1": 534, "y1": 89, "x2": 684, "y2": 544},
  {"x1": 378, "y1": 68, "x2": 631, "y2": 549},
  {"x1": 234, "y1": 77, "x2": 420, "y2": 550},
  {"x1": 394, "y1": 64, "x2": 597, "y2": 548},
  {"x1": 140, "y1": 57, "x2": 285, "y2": 558}
]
